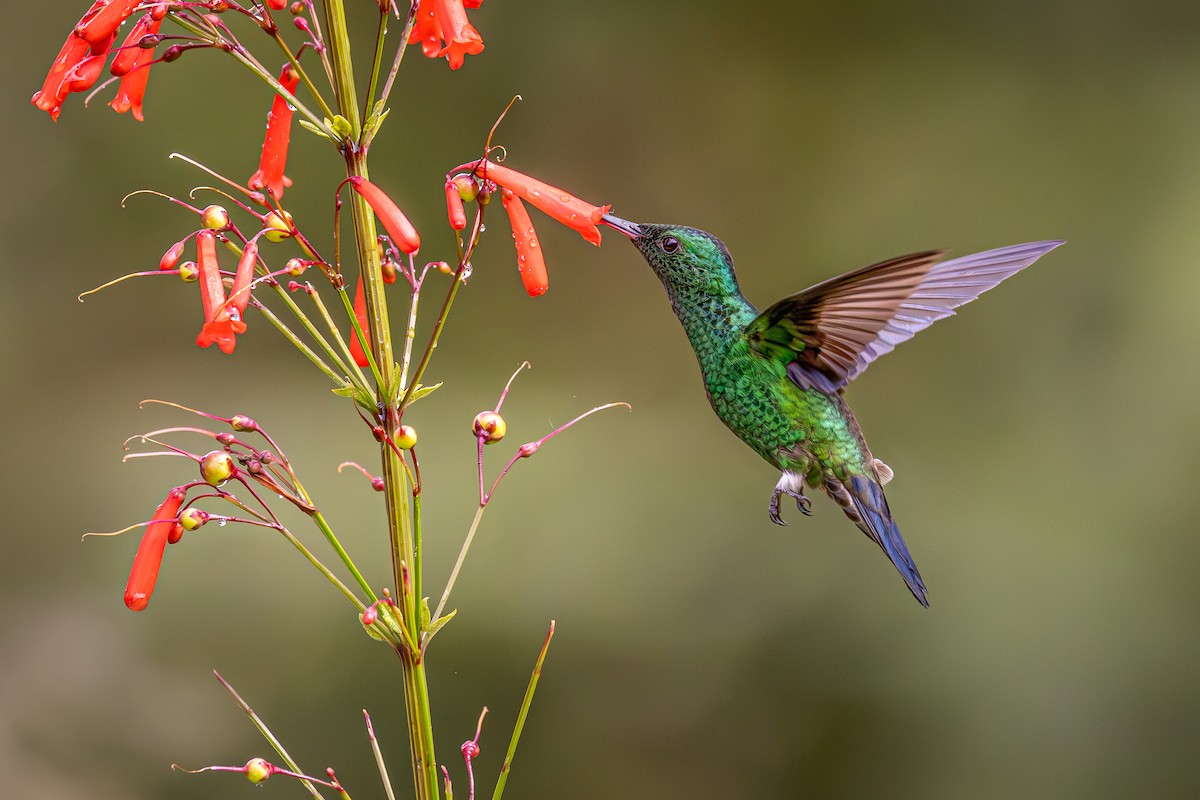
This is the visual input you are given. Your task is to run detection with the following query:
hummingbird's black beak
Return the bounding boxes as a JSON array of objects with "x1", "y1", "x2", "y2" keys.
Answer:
[{"x1": 601, "y1": 213, "x2": 644, "y2": 239}]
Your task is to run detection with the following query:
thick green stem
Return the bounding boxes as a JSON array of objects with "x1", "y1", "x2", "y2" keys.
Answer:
[{"x1": 322, "y1": 3, "x2": 439, "y2": 799}]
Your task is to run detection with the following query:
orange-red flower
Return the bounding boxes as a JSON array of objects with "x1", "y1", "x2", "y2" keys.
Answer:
[
  {"x1": 346, "y1": 176, "x2": 421, "y2": 254},
  {"x1": 248, "y1": 64, "x2": 301, "y2": 200},
  {"x1": 32, "y1": 32, "x2": 99, "y2": 121},
  {"x1": 124, "y1": 486, "x2": 187, "y2": 611},
  {"x1": 195, "y1": 230, "x2": 243, "y2": 354},
  {"x1": 350, "y1": 276, "x2": 370, "y2": 367},
  {"x1": 473, "y1": 160, "x2": 610, "y2": 246},
  {"x1": 108, "y1": 14, "x2": 162, "y2": 122},
  {"x1": 501, "y1": 189, "x2": 549, "y2": 297},
  {"x1": 445, "y1": 179, "x2": 467, "y2": 231},
  {"x1": 409, "y1": 0, "x2": 485, "y2": 70},
  {"x1": 76, "y1": 0, "x2": 141, "y2": 51}
]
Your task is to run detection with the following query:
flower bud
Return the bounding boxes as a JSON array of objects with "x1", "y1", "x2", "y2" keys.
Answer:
[
  {"x1": 461, "y1": 740, "x2": 480, "y2": 760},
  {"x1": 472, "y1": 411, "x2": 506, "y2": 443},
  {"x1": 394, "y1": 424, "x2": 418, "y2": 450},
  {"x1": 159, "y1": 240, "x2": 185, "y2": 271},
  {"x1": 201, "y1": 204, "x2": 230, "y2": 230},
  {"x1": 434, "y1": 261, "x2": 453, "y2": 275},
  {"x1": 361, "y1": 605, "x2": 378, "y2": 625},
  {"x1": 454, "y1": 174, "x2": 480, "y2": 203},
  {"x1": 244, "y1": 758, "x2": 273, "y2": 784},
  {"x1": 262, "y1": 209, "x2": 294, "y2": 242},
  {"x1": 445, "y1": 180, "x2": 467, "y2": 231},
  {"x1": 347, "y1": 177, "x2": 420, "y2": 255},
  {"x1": 518, "y1": 442, "x2": 539, "y2": 458},
  {"x1": 179, "y1": 508, "x2": 209, "y2": 531},
  {"x1": 285, "y1": 257, "x2": 307, "y2": 277},
  {"x1": 167, "y1": 522, "x2": 184, "y2": 545},
  {"x1": 230, "y1": 414, "x2": 258, "y2": 432},
  {"x1": 371, "y1": 476, "x2": 385, "y2": 491},
  {"x1": 199, "y1": 450, "x2": 236, "y2": 485},
  {"x1": 381, "y1": 257, "x2": 398, "y2": 285},
  {"x1": 178, "y1": 260, "x2": 199, "y2": 282}
]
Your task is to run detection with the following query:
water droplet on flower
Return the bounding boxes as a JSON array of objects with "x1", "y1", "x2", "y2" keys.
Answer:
[
  {"x1": 560, "y1": 195, "x2": 571, "y2": 202},
  {"x1": 218, "y1": 519, "x2": 228, "y2": 527}
]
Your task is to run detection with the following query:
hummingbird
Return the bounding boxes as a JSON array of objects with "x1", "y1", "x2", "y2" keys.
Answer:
[{"x1": 600, "y1": 213, "x2": 1062, "y2": 606}]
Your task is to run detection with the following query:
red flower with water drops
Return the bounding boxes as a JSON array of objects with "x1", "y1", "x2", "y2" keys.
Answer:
[
  {"x1": 501, "y1": 189, "x2": 549, "y2": 297},
  {"x1": 76, "y1": 0, "x2": 141, "y2": 51},
  {"x1": 471, "y1": 160, "x2": 610, "y2": 245},
  {"x1": 248, "y1": 64, "x2": 301, "y2": 200},
  {"x1": 32, "y1": 32, "x2": 103, "y2": 121},
  {"x1": 346, "y1": 176, "x2": 421, "y2": 254},
  {"x1": 124, "y1": 486, "x2": 187, "y2": 611},
  {"x1": 409, "y1": 0, "x2": 485, "y2": 70},
  {"x1": 109, "y1": 10, "x2": 164, "y2": 122}
]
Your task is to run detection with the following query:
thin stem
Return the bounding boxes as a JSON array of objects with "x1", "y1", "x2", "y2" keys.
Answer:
[
  {"x1": 429, "y1": 504, "x2": 486, "y2": 630},
  {"x1": 255, "y1": 294, "x2": 346, "y2": 386},
  {"x1": 491, "y1": 622, "x2": 556, "y2": 800},
  {"x1": 214, "y1": 671, "x2": 325, "y2": 800},
  {"x1": 362, "y1": 7, "x2": 389, "y2": 127},
  {"x1": 364, "y1": 711, "x2": 398, "y2": 800}
]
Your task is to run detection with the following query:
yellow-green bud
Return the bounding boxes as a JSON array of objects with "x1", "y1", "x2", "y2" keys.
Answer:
[
  {"x1": 244, "y1": 758, "x2": 272, "y2": 784},
  {"x1": 285, "y1": 257, "x2": 307, "y2": 277},
  {"x1": 262, "y1": 209, "x2": 294, "y2": 242},
  {"x1": 179, "y1": 508, "x2": 209, "y2": 530},
  {"x1": 201, "y1": 204, "x2": 230, "y2": 230},
  {"x1": 472, "y1": 411, "x2": 506, "y2": 443},
  {"x1": 199, "y1": 450, "x2": 235, "y2": 485},
  {"x1": 394, "y1": 424, "x2": 418, "y2": 450},
  {"x1": 454, "y1": 174, "x2": 480, "y2": 203},
  {"x1": 178, "y1": 260, "x2": 199, "y2": 282}
]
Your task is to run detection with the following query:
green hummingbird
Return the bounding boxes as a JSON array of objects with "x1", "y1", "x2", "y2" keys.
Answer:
[{"x1": 600, "y1": 213, "x2": 1062, "y2": 606}]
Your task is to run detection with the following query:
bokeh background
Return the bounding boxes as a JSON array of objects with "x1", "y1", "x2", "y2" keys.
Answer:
[{"x1": 4, "y1": 2, "x2": 1200, "y2": 798}]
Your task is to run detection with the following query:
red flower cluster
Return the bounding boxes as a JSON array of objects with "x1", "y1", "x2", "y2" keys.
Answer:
[
  {"x1": 33, "y1": 1, "x2": 163, "y2": 121},
  {"x1": 409, "y1": 0, "x2": 485, "y2": 70},
  {"x1": 447, "y1": 159, "x2": 610, "y2": 296}
]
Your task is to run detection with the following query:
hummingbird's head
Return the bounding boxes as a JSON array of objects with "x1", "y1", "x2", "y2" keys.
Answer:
[{"x1": 601, "y1": 213, "x2": 740, "y2": 297}]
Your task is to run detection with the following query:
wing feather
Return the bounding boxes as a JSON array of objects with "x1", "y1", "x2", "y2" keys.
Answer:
[{"x1": 747, "y1": 241, "x2": 1064, "y2": 390}]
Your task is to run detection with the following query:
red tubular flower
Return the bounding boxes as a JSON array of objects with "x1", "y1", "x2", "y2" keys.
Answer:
[
  {"x1": 229, "y1": 240, "x2": 258, "y2": 322},
  {"x1": 76, "y1": 0, "x2": 142, "y2": 51},
  {"x1": 194, "y1": 230, "x2": 240, "y2": 354},
  {"x1": 408, "y1": 0, "x2": 444, "y2": 58},
  {"x1": 32, "y1": 33, "x2": 92, "y2": 120},
  {"x1": 124, "y1": 487, "x2": 187, "y2": 611},
  {"x1": 109, "y1": 31, "x2": 158, "y2": 121},
  {"x1": 501, "y1": 189, "x2": 549, "y2": 297},
  {"x1": 110, "y1": 12, "x2": 161, "y2": 76},
  {"x1": 409, "y1": 0, "x2": 484, "y2": 69},
  {"x1": 434, "y1": 0, "x2": 484, "y2": 70},
  {"x1": 473, "y1": 160, "x2": 610, "y2": 246},
  {"x1": 346, "y1": 177, "x2": 421, "y2": 254},
  {"x1": 248, "y1": 64, "x2": 301, "y2": 200},
  {"x1": 445, "y1": 180, "x2": 467, "y2": 230},
  {"x1": 349, "y1": 276, "x2": 370, "y2": 367}
]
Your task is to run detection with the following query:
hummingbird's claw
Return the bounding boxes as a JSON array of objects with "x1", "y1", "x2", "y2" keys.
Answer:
[{"x1": 769, "y1": 486, "x2": 812, "y2": 525}]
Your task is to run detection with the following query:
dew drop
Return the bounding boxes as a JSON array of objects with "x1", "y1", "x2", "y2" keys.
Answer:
[{"x1": 218, "y1": 519, "x2": 228, "y2": 527}]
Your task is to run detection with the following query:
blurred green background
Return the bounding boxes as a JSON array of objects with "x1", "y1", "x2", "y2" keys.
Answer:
[{"x1": 5, "y1": 1, "x2": 1200, "y2": 798}]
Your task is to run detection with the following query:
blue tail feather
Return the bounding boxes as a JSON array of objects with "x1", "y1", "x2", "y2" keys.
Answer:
[{"x1": 846, "y1": 475, "x2": 928, "y2": 607}]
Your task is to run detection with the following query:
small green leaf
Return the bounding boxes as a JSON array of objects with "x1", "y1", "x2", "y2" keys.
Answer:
[
  {"x1": 362, "y1": 617, "x2": 387, "y2": 642},
  {"x1": 331, "y1": 386, "x2": 356, "y2": 397},
  {"x1": 419, "y1": 597, "x2": 432, "y2": 630},
  {"x1": 424, "y1": 608, "x2": 457, "y2": 645},
  {"x1": 298, "y1": 118, "x2": 339, "y2": 144},
  {"x1": 329, "y1": 115, "x2": 354, "y2": 139},
  {"x1": 404, "y1": 382, "x2": 443, "y2": 407}
]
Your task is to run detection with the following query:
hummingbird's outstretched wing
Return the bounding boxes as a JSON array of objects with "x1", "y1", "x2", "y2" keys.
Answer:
[{"x1": 745, "y1": 241, "x2": 1064, "y2": 393}]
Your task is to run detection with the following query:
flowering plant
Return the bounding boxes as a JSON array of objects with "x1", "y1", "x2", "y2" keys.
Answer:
[{"x1": 38, "y1": 2, "x2": 623, "y2": 798}]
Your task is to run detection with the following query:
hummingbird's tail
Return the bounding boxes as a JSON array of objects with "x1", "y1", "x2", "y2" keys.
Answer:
[{"x1": 827, "y1": 475, "x2": 929, "y2": 606}]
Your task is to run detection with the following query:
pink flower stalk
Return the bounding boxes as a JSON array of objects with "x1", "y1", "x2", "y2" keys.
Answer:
[
  {"x1": 346, "y1": 176, "x2": 421, "y2": 254},
  {"x1": 248, "y1": 64, "x2": 301, "y2": 200},
  {"x1": 124, "y1": 486, "x2": 187, "y2": 611}
]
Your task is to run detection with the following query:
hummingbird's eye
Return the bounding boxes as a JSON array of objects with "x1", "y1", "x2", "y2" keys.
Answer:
[{"x1": 659, "y1": 236, "x2": 681, "y2": 254}]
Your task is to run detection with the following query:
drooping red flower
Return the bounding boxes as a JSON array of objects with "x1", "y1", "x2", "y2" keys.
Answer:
[
  {"x1": 248, "y1": 64, "x2": 301, "y2": 201},
  {"x1": 445, "y1": 179, "x2": 467, "y2": 231},
  {"x1": 409, "y1": 0, "x2": 484, "y2": 70},
  {"x1": 346, "y1": 177, "x2": 421, "y2": 254},
  {"x1": 124, "y1": 486, "x2": 187, "y2": 611},
  {"x1": 194, "y1": 230, "x2": 241, "y2": 354},
  {"x1": 228, "y1": 240, "x2": 258, "y2": 324},
  {"x1": 109, "y1": 13, "x2": 162, "y2": 122},
  {"x1": 500, "y1": 189, "x2": 549, "y2": 297},
  {"x1": 32, "y1": 32, "x2": 97, "y2": 121},
  {"x1": 76, "y1": 0, "x2": 141, "y2": 51},
  {"x1": 472, "y1": 160, "x2": 610, "y2": 246},
  {"x1": 349, "y1": 275, "x2": 370, "y2": 367}
]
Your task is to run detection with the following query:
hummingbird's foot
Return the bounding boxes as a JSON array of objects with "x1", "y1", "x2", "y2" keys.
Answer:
[{"x1": 770, "y1": 472, "x2": 814, "y2": 525}]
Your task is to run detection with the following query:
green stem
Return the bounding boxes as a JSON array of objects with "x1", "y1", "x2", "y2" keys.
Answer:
[
  {"x1": 492, "y1": 622, "x2": 556, "y2": 800},
  {"x1": 430, "y1": 504, "x2": 485, "y2": 628},
  {"x1": 323, "y1": 3, "x2": 439, "y2": 799}
]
